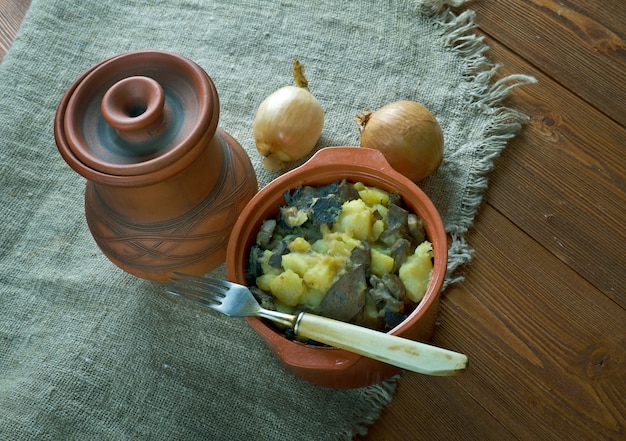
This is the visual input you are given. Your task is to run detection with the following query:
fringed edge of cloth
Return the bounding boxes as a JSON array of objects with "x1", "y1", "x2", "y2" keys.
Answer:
[
  {"x1": 431, "y1": 1, "x2": 538, "y2": 288},
  {"x1": 339, "y1": 376, "x2": 399, "y2": 440}
]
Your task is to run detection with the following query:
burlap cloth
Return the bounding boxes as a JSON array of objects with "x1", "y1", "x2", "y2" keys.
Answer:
[{"x1": 0, "y1": 0, "x2": 536, "y2": 439}]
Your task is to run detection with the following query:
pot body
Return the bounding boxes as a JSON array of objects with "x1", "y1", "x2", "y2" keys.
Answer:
[
  {"x1": 226, "y1": 147, "x2": 447, "y2": 388},
  {"x1": 55, "y1": 51, "x2": 257, "y2": 281},
  {"x1": 84, "y1": 129, "x2": 257, "y2": 281}
]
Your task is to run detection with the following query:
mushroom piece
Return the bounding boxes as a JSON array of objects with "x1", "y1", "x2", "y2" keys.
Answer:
[
  {"x1": 384, "y1": 310, "x2": 407, "y2": 330},
  {"x1": 335, "y1": 179, "x2": 360, "y2": 203},
  {"x1": 379, "y1": 203, "x2": 409, "y2": 247},
  {"x1": 381, "y1": 273, "x2": 407, "y2": 301},
  {"x1": 318, "y1": 264, "x2": 367, "y2": 322},
  {"x1": 407, "y1": 213, "x2": 425, "y2": 244},
  {"x1": 369, "y1": 275, "x2": 405, "y2": 313},
  {"x1": 350, "y1": 241, "x2": 371, "y2": 273},
  {"x1": 369, "y1": 274, "x2": 407, "y2": 330},
  {"x1": 390, "y1": 238, "x2": 411, "y2": 273},
  {"x1": 268, "y1": 240, "x2": 288, "y2": 267},
  {"x1": 246, "y1": 247, "x2": 265, "y2": 284},
  {"x1": 256, "y1": 218, "x2": 277, "y2": 247},
  {"x1": 353, "y1": 291, "x2": 385, "y2": 330}
]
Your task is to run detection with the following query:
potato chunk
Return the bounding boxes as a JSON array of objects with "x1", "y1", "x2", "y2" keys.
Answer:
[
  {"x1": 258, "y1": 249, "x2": 281, "y2": 276},
  {"x1": 288, "y1": 236, "x2": 311, "y2": 253},
  {"x1": 399, "y1": 241, "x2": 433, "y2": 302},
  {"x1": 303, "y1": 255, "x2": 341, "y2": 293},
  {"x1": 312, "y1": 230, "x2": 360, "y2": 258},
  {"x1": 281, "y1": 252, "x2": 318, "y2": 277},
  {"x1": 335, "y1": 199, "x2": 375, "y2": 241},
  {"x1": 299, "y1": 288, "x2": 326, "y2": 308},
  {"x1": 370, "y1": 247, "x2": 394, "y2": 277},
  {"x1": 358, "y1": 185, "x2": 390, "y2": 207},
  {"x1": 256, "y1": 273, "x2": 277, "y2": 292},
  {"x1": 269, "y1": 269, "x2": 306, "y2": 306}
]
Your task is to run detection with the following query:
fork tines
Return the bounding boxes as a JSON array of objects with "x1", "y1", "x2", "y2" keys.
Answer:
[
  {"x1": 163, "y1": 273, "x2": 227, "y2": 306},
  {"x1": 171, "y1": 273, "x2": 230, "y2": 296}
]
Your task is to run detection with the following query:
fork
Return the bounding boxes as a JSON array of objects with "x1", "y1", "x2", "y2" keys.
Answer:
[{"x1": 163, "y1": 273, "x2": 468, "y2": 376}]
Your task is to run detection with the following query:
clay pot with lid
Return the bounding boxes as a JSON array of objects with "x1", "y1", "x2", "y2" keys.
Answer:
[{"x1": 55, "y1": 50, "x2": 258, "y2": 281}]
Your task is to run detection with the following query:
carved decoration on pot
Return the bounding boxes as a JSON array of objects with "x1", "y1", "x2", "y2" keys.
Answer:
[{"x1": 54, "y1": 50, "x2": 258, "y2": 282}]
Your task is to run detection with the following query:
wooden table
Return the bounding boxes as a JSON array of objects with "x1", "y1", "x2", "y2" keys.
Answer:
[{"x1": 2, "y1": 1, "x2": 624, "y2": 439}]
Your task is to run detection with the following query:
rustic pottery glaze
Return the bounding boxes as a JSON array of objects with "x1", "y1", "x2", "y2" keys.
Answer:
[
  {"x1": 226, "y1": 147, "x2": 447, "y2": 389},
  {"x1": 55, "y1": 50, "x2": 258, "y2": 282}
]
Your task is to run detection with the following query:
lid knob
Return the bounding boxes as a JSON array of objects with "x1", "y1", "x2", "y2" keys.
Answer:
[{"x1": 101, "y1": 76, "x2": 168, "y2": 144}]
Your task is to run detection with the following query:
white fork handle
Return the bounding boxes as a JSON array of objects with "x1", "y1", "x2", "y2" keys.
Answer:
[{"x1": 294, "y1": 313, "x2": 468, "y2": 376}]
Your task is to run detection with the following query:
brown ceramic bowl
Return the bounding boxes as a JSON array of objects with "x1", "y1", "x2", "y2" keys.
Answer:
[{"x1": 226, "y1": 147, "x2": 447, "y2": 389}]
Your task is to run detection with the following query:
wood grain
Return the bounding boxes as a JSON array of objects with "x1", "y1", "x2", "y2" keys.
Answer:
[
  {"x1": 468, "y1": 0, "x2": 626, "y2": 125},
  {"x1": 445, "y1": 206, "x2": 625, "y2": 440},
  {"x1": 485, "y1": 38, "x2": 626, "y2": 304},
  {"x1": 0, "y1": 0, "x2": 30, "y2": 62},
  {"x1": 1, "y1": 1, "x2": 624, "y2": 440}
]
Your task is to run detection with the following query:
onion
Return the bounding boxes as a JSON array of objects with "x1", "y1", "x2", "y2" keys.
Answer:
[
  {"x1": 356, "y1": 100, "x2": 444, "y2": 182},
  {"x1": 253, "y1": 59, "x2": 324, "y2": 171}
]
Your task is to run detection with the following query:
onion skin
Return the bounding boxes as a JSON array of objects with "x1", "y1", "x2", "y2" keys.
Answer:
[
  {"x1": 357, "y1": 100, "x2": 444, "y2": 182},
  {"x1": 253, "y1": 85, "x2": 324, "y2": 171}
]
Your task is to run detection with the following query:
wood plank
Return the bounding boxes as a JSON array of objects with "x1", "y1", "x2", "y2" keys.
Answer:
[
  {"x1": 467, "y1": 0, "x2": 626, "y2": 125},
  {"x1": 358, "y1": 368, "x2": 516, "y2": 441},
  {"x1": 556, "y1": 0, "x2": 626, "y2": 37},
  {"x1": 364, "y1": 204, "x2": 626, "y2": 440},
  {"x1": 443, "y1": 206, "x2": 626, "y2": 440},
  {"x1": 482, "y1": 38, "x2": 626, "y2": 305},
  {"x1": 0, "y1": 0, "x2": 31, "y2": 62}
]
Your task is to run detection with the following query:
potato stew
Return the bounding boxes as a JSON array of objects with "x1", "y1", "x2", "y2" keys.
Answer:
[{"x1": 246, "y1": 179, "x2": 433, "y2": 333}]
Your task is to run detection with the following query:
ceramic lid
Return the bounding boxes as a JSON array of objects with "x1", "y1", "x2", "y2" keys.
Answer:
[{"x1": 55, "y1": 50, "x2": 219, "y2": 185}]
